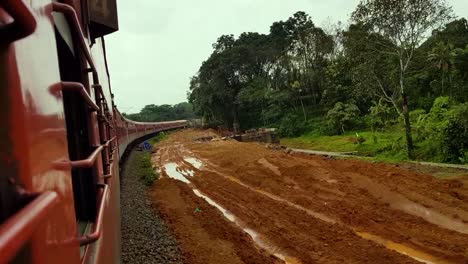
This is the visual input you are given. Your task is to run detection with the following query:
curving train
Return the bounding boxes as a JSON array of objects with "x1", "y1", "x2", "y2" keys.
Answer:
[{"x1": 0, "y1": 0, "x2": 187, "y2": 263}]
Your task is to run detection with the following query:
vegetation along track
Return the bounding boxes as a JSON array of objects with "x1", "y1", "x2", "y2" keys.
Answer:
[{"x1": 149, "y1": 129, "x2": 468, "y2": 264}]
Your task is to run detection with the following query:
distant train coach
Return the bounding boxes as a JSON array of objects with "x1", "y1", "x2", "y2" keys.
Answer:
[{"x1": 0, "y1": 0, "x2": 186, "y2": 263}]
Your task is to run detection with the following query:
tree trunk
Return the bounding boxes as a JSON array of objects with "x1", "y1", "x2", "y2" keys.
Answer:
[
  {"x1": 402, "y1": 92, "x2": 414, "y2": 159},
  {"x1": 232, "y1": 104, "x2": 240, "y2": 134},
  {"x1": 300, "y1": 97, "x2": 307, "y2": 122},
  {"x1": 399, "y1": 55, "x2": 414, "y2": 160}
]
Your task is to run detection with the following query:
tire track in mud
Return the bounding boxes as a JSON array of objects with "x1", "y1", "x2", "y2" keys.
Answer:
[{"x1": 151, "y1": 129, "x2": 468, "y2": 264}]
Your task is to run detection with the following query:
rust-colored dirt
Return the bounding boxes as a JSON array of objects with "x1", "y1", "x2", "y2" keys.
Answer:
[{"x1": 150, "y1": 129, "x2": 468, "y2": 264}]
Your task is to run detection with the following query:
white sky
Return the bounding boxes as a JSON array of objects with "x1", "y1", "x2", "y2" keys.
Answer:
[{"x1": 106, "y1": 0, "x2": 468, "y2": 113}]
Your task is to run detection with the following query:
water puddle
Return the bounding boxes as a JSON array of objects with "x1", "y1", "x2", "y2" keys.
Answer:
[
  {"x1": 193, "y1": 189, "x2": 235, "y2": 222},
  {"x1": 184, "y1": 157, "x2": 203, "y2": 169},
  {"x1": 355, "y1": 232, "x2": 451, "y2": 264},
  {"x1": 351, "y1": 174, "x2": 468, "y2": 234},
  {"x1": 192, "y1": 189, "x2": 301, "y2": 264},
  {"x1": 163, "y1": 163, "x2": 190, "y2": 183}
]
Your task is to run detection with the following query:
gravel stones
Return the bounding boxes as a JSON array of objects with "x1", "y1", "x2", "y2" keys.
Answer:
[{"x1": 120, "y1": 150, "x2": 183, "y2": 264}]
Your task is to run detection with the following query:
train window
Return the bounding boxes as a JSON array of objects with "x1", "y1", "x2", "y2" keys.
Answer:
[{"x1": 54, "y1": 27, "x2": 98, "y2": 223}]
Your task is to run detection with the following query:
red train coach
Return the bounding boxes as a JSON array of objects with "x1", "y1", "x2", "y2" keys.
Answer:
[{"x1": 0, "y1": 0, "x2": 187, "y2": 263}]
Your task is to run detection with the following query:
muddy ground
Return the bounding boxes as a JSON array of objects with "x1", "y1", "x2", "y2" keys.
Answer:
[{"x1": 149, "y1": 129, "x2": 468, "y2": 264}]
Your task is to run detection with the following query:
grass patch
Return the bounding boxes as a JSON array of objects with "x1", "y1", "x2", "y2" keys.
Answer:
[
  {"x1": 148, "y1": 132, "x2": 168, "y2": 146},
  {"x1": 282, "y1": 129, "x2": 408, "y2": 162},
  {"x1": 136, "y1": 151, "x2": 159, "y2": 186}
]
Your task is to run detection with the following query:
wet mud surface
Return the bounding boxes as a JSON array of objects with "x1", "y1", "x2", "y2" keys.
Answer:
[{"x1": 150, "y1": 129, "x2": 468, "y2": 264}]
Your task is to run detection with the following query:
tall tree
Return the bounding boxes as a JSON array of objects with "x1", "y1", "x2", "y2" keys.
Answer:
[{"x1": 352, "y1": 0, "x2": 453, "y2": 159}]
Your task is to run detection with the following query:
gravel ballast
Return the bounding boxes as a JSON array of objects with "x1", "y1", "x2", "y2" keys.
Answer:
[{"x1": 120, "y1": 150, "x2": 183, "y2": 264}]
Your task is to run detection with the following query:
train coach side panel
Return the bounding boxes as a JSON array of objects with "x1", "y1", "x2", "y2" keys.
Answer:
[{"x1": 0, "y1": 0, "x2": 81, "y2": 263}]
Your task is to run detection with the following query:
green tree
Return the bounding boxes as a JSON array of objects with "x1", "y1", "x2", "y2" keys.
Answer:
[
  {"x1": 428, "y1": 42, "x2": 457, "y2": 95},
  {"x1": 352, "y1": 0, "x2": 453, "y2": 159}
]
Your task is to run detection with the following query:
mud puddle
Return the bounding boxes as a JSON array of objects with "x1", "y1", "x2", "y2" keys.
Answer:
[
  {"x1": 201, "y1": 167, "x2": 452, "y2": 264},
  {"x1": 351, "y1": 174, "x2": 468, "y2": 234},
  {"x1": 163, "y1": 163, "x2": 191, "y2": 183},
  {"x1": 356, "y1": 232, "x2": 451, "y2": 264},
  {"x1": 184, "y1": 157, "x2": 203, "y2": 169},
  {"x1": 193, "y1": 189, "x2": 302, "y2": 264},
  {"x1": 163, "y1": 161, "x2": 302, "y2": 263}
]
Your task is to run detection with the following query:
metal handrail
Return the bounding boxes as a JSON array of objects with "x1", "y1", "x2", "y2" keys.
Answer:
[
  {"x1": 70, "y1": 146, "x2": 104, "y2": 169},
  {"x1": 103, "y1": 136, "x2": 116, "y2": 148},
  {"x1": 49, "y1": 82, "x2": 99, "y2": 111},
  {"x1": 77, "y1": 184, "x2": 108, "y2": 246},
  {"x1": 51, "y1": 2, "x2": 99, "y2": 84},
  {"x1": 0, "y1": 0, "x2": 37, "y2": 43},
  {"x1": 61, "y1": 82, "x2": 99, "y2": 111},
  {"x1": 103, "y1": 164, "x2": 113, "y2": 180},
  {"x1": 0, "y1": 192, "x2": 59, "y2": 262}
]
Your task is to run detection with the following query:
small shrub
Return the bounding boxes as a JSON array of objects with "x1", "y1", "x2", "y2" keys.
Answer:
[
  {"x1": 148, "y1": 132, "x2": 168, "y2": 146},
  {"x1": 138, "y1": 153, "x2": 158, "y2": 186},
  {"x1": 355, "y1": 133, "x2": 366, "y2": 145},
  {"x1": 368, "y1": 100, "x2": 396, "y2": 131},
  {"x1": 277, "y1": 113, "x2": 307, "y2": 137},
  {"x1": 326, "y1": 102, "x2": 360, "y2": 135},
  {"x1": 441, "y1": 103, "x2": 468, "y2": 163}
]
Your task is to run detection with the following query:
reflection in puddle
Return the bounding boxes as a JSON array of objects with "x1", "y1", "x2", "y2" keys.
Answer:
[
  {"x1": 356, "y1": 232, "x2": 450, "y2": 264},
  {"x1": 192, "y1": 189, "x2": 301, "y2": 264},
  {"x1": 193, "y1": 189, "x2": 235, "y2": 222},
  {"x1": 184, "y1": 157, "x2": 203, "y2": 169},
  {"x1": 163, "y1": 163, "x2": 190, "y2": 183}
]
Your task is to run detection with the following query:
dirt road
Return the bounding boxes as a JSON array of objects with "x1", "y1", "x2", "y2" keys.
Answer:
[{"x1": 149, "y1": 129, "x2": 468, "y2": 264}]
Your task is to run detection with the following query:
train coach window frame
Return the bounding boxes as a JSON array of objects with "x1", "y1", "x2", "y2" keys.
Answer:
[{"x1": 54, "y1": 27, "x2": 98, "y2": 224}]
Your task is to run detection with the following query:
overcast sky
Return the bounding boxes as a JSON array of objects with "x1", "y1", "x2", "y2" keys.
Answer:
[{"x1": 106, "y1": 0, "x2": 467, "y2": 113}]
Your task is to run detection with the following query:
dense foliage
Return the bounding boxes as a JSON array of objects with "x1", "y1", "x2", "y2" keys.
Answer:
[
  {"x1": 123, "y1": 102, "x2": 195, "y2": 122},
  {"x1": 188, "y1": 0, "x2": 467, "y2": 163}
]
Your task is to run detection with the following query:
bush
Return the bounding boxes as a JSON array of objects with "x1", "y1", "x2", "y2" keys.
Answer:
[
  {"x1": 326, "y1": 102, "x2": 360, "y2": 135},
  {"x1": 138, "y1": 152, "x2": 159, "y2": 186},
  {"x1": 148, "y1": 132, "x2": 167, "y2": 146},
  {"x1": 277, "y1": 113, "x2": 307, "y2": 137},
  {"x1": 410, "y1": 109, "x2": 427, "y2": 141},
  {"x1": 415, "y1": 97, "x2": 468, "y2": 163},
  {"x1": 441, "y1": 103, "x2": 468, "y2": 163},
  {"x1": 368, "y1": 100, "x2": 396, "y2": 131}
]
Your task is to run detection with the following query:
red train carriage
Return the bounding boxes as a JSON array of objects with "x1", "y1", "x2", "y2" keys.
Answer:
[{"x1": 0, "y1": 1, "x2": 187, "y2": 263}]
